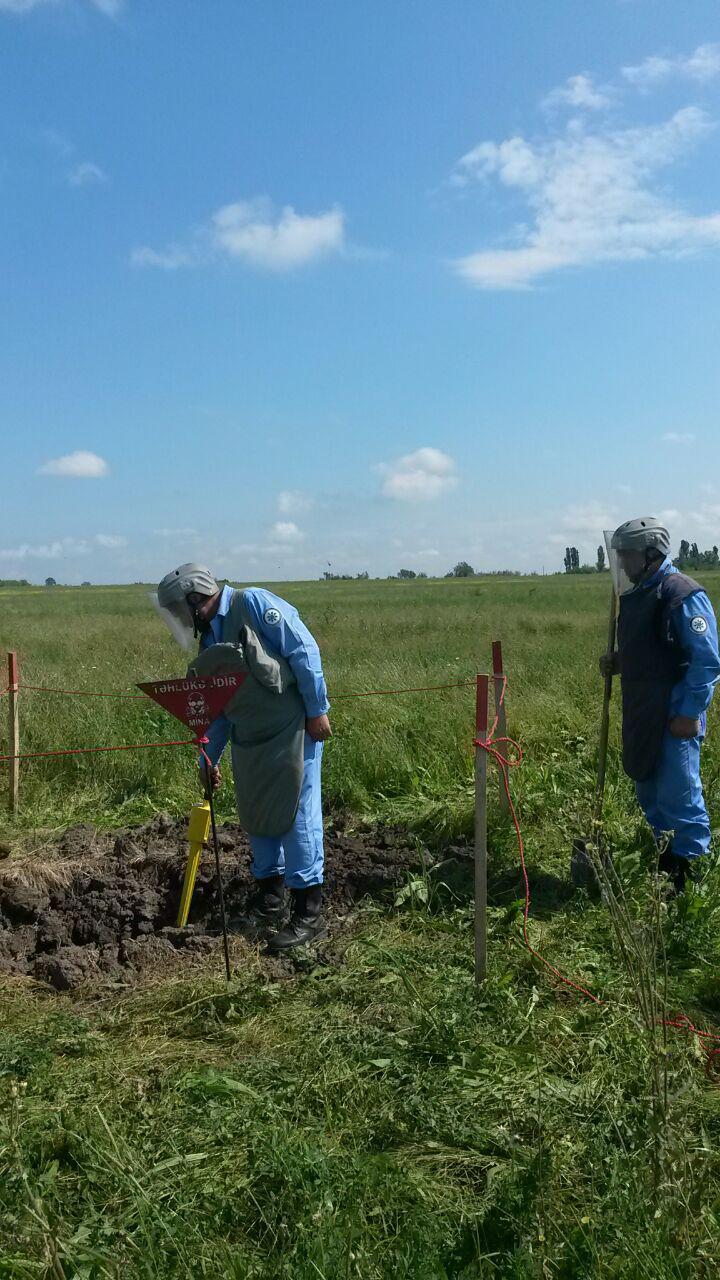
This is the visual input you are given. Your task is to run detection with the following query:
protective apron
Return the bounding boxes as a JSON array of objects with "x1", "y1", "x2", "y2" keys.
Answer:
[
  {"x1": 186, "y1": 591, "x2": 306, "y2": 837},
  {"x1": 617, "y1": 571, "x2": 703, "y2": 782}
]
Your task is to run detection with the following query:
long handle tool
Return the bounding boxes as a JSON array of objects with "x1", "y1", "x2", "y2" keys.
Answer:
[
  {"x1": 594, "y1": 585, "x2": 618, "y2": 826},
  {"x1": 204, "y1": 759, "x2": 232, "y2": 983}
]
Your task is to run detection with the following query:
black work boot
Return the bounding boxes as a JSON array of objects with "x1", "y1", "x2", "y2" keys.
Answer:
[
  {"x1": 267, "y1": 885, "x2": 326, "y2": 952},
  {"x1": 657, "y1": 848, "x2": 696, "y2": 895},
  {"x1": 236, "y1": 875, "x2": 286, "y2": 929}
]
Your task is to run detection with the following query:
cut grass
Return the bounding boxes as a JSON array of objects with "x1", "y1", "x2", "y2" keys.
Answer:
[{"x1": 2, "y1": 574, "x2": 720, "y2": 1276}]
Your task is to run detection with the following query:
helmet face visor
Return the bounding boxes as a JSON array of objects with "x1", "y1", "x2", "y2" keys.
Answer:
[
  {"x1": 149, "y1": 593, "x2": 196, "y2": 652},
  {"x1": 604, "y1": 531, "x2": 635, "y2": 596}
]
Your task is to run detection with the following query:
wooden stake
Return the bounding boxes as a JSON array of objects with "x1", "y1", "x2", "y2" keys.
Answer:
[
  {"x1": 474, "y1": 673, "x2": 489, "y2": 984},
  {"x1": 492, "y1": 640, "x2": 509, "y2": 817},
  {"x1": 7, "y1": 652, "x2": 19, "y2": 815}
]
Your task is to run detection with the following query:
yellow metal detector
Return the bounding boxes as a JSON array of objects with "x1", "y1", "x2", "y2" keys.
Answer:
[{"x1": 177, "y1": 800, "x2": 212, "y2": 927}]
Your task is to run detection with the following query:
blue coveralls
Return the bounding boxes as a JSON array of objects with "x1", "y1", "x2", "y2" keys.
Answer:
[
  {"x1": 630, "y1": 559, "x2": 720, "y2": 860},
  {"x1": 202, "y1": 586, "x2": 329, "y2": 888}
]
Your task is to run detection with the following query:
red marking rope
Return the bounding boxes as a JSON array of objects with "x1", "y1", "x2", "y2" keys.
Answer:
[
  {"x1": 475, "y1": 676, "x2": 720, "y2": 1075},
  {"x1": 476, "y1": 678, "x2": 601, "y2": 1004},
  {"x1": 0, "y1": 738, "x2": 198, "y2": 763},
  {"x1": 18, "y1": 684, "x2": 145, "y2": 699},
  {"x1": 16, "y1": 677, "x2": 478, "y2": 701}
]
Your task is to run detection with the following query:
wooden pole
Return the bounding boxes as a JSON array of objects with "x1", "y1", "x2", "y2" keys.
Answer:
[
  {"x1": 7, "y1": 651, "x2": 19, "y2": 815},
  {"x1": 594, "y1": 588, "x2": 618, "y2": 827},
  {"x1": 474, "y1": 673, "x2": 489, "y2": 984},
  {"x1": 492, "y1": 640, "x2": 509, "y2": 817}
]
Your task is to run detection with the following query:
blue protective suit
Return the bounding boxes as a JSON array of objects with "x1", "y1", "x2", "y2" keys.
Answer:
[
  {"x1": 202, "y1": 585, "x2": 329, "y2": 888},
  {"x1": 628, "y1": 559, "x2": 719, "y2": 860}
]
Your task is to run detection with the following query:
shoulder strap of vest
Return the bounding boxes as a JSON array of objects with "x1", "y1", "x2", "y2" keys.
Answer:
[{"x1": 659, "y1": 572, "x2": 704, "y2": 610}]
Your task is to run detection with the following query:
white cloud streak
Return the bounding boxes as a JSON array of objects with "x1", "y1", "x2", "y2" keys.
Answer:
[
  {"x1": 37, "y1": 453, "x2": 109, "y2": 478},
  {"x1": 95, "y1": 533, "x2": 126, "y2": 548},
  {"x1": 277, "y1": 490, "x2": 314, "y2": 516},
  {"x1": 67, "y1": 161, "x2": 107, "y2": 187},
  {"x1": 37, "y1": 450, "x2": 109, "y2": 478},
  {"x1": 451, "y1": 107, "x2": 720, "y2": 289},
  {"x1": 270, "y1": 521, "x2": 304, "y2": 544},
  {"x1": 0, "y1": 537, "x2": 89, "y2": 561},
  {"x1": 213, "y1": 200, "x2": 344, "y2": 270},
  {"x1": 379, "y1": 447, "x2": 458, "y2": 502},
  {"x1": 132, "y1": 198, "x2": 346, "y2": 273},
  {"x1": 0, "y1": 0, "x2": 122, "y2": 14},
  {"x1": 543, "y1": 74, "x2": 611, "y2": 112},
  {"x1": 623, "y1": 43, "x2": 720, "y2": 90},
  {"x1": 663, "y1": 431, "x2": 696, "y2": 444}
]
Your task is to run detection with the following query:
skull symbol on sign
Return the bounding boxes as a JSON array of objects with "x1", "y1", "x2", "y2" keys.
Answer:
[{"x1": 187, "y1": 693, "x2": 208, "y2": 722}]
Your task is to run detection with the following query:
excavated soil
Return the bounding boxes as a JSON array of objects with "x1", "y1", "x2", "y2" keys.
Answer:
[{"x1": 0, "y1": 815, "x2": 438, "y2": 991}]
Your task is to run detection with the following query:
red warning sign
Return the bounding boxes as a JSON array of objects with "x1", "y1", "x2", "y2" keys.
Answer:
[{"x1": 137, "y1": 673, "x2": 247, "y2": 736}]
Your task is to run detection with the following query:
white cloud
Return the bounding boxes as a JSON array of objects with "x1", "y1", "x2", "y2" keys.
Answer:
[
  {"x1": 67, "y1": 161, "x2": 107, "y2": 187},
  {"x1": 663, "y1": 431, "x2": 696, "y2": 444},
  {"x1": 270, "y1": 521, "x2": 304, "y2": 544},
  {"x1": 95, "y1": 534, "x2": 126, "y2": 549},
  {"x1": 379, "y1": 446, "x2": 458, "y2": 502},
  {"x1": 451, "y1": 107, "x2": 720, "y2": 289},
  {"x1": 543, "y1": 74, "x2": 611, "y2": 112},
  {"x1": 213, "y1": 199, "x2": 345, "y2": 270},
  {"x1": 559, "y1": 500, "x2": 617, "y2": 535},
  {"x1": 0, "y1": 0, "x2": 122, "y2": 13},
  {"x1": 37, "y1": 450, "x2": 109, "y2": 478},
  {"x1": 132, "y1": 198, "x2": 346, "y2": 273},
  {"x1": 277, "y1": 489, "x2": 314, "y2": 516},
  {"x1": 130, "y1": 244, "x2": 196, "y2": 271},
  {"x1": 623, "y1": 43, "x2": 720, "y2": 90},
  {"x1": 153, "y1": 527, "x2": 198, "y2": 539},
  {"x1": 0, "y1": 537, "x2": 90, "y2": 561}
]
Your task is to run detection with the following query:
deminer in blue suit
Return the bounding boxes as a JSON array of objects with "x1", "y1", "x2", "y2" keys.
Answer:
[
  {"x1": 155, "y1": 564, "x2": 331, "y2": 950},
  {"x1": 600, "y1": 518, "x2": 720, "y2": 892}
]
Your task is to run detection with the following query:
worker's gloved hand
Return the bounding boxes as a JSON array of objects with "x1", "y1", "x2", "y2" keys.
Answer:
[
  {"x1": 599, "y1": 652, "x2": 620, "y2": 678},
  {"x1": 306, "y1": 714, "x2": 332, "y2": 742},
  {"x1": 203, "y1": 764, "x2": 222, "y2": 796},
  {"x1": 668, "y1": 715, "x2": 701, "y2": 739}
]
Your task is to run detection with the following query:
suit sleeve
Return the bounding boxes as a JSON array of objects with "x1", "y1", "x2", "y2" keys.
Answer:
[
  {"x1": 243, "y1": 589, "x2": 330, "y2": 718},
  {"x1": 670, "y1": 593, "x2": 720, "y2": 718}
]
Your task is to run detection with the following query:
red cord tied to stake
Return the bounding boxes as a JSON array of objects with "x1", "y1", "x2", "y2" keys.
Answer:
[{"x1": 473, "y1": 673, "x2": 720, "y2": 1067}]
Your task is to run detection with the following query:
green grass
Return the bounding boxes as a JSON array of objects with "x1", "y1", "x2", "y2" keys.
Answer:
[{"x1": 2, "y1": 575, "x2": 720, "y2": 1277}]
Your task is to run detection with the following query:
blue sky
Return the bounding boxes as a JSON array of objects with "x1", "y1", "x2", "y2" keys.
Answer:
[{"x1": 2, "y1": 0, "x2": 720, "y2": 583}]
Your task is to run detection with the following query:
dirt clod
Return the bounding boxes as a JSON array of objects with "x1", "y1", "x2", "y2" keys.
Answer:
[{"x1": 0, "y1": 817, "x2": 432, "y2": 991}]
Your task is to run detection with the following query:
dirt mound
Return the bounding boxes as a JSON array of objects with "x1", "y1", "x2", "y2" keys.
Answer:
[{"x1": 0, "y1": 816, "x2": 432, "y2": 991}]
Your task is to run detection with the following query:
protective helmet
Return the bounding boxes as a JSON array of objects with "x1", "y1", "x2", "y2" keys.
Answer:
[
  {"x1": 610, "y1": 517, "x2": 670, "y2": 557},
  {"x1": 152, "y1": 563, "x2": 220, "y2": 652},
  {"x1": 157, "y1": 563, "x2": 219, "y2": 608}
]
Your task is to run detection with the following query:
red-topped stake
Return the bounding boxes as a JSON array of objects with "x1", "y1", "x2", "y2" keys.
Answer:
[{"x1": 137, "y1": 673, "x2": 246, "y2": 737}]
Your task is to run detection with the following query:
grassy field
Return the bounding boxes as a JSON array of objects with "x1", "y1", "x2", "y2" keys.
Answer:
[{"x1": 2, "y1": 574, "x2": 720, "y2": 1277}]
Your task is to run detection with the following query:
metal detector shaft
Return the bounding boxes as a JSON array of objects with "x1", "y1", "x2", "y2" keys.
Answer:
[
  {"x1": 204, "y1": 760, "x2": 231, "y2": 983},
  {"x1": 594, "y1": 586, "x2": 618, "y2": 825}
]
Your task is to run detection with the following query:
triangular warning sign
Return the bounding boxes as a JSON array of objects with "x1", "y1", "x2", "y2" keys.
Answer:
[{"x1": 137, "y1": 673, "x2": 247, "y2": 736}]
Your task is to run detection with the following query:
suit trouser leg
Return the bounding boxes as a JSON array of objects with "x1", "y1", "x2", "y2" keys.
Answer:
[
  {"x1": 248, "y1": 736, "x2": 324, "y2": 887},
  {"x1": 635, "y1": 729, "x2": 710, "y2": 861}
]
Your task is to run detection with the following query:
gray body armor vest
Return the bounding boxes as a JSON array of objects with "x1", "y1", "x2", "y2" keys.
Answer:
[
  {"x1": 617, "y1": 571, "x2": 701, "y2": 781},
  {"x1": 186, "y1": 591, "x2": 306, "y2": 837}
]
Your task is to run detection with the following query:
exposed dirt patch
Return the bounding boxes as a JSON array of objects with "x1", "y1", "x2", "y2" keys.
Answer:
[{"x1": 0, "y1": 815, "x2": 435, "y2": 991}]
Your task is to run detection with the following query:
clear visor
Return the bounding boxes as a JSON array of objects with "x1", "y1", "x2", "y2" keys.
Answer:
[
  {"x1": 604, "y1": 531, "x2": 635, "y2": 596},
  {"x1": 149, "y1": 593, "x2": 197, "y2": 652}
]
